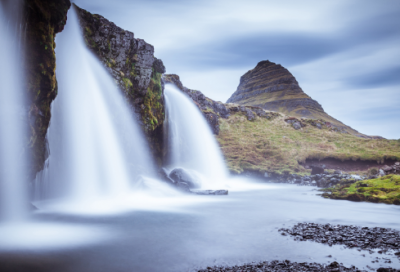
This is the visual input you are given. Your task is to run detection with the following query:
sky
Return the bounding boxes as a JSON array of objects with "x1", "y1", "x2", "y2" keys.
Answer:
[{"x1": 74, "y1": 0, "x2": 400, "y2": 139}]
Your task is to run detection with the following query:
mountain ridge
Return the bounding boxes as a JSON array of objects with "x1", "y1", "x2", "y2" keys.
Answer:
[{"x1": 227, "y1": 60, "x2": 362, "y2": 136}]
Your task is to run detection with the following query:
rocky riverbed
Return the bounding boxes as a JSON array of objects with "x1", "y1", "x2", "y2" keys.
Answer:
[
  {"x1": 266, "y1": 171, "x2": 367, "y2": 188},
  {"x1": 198, "y1": 260, "x2": 399, "y2": 272},
  {"x1": 279, "y1": 223, "x2": 400, "y2": 258}
]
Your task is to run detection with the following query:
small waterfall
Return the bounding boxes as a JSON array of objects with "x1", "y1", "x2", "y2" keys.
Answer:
[
  {"x1": 0, "y1": 0, "x2": 29, "y2": 222},
  {"x1": 35, "y1": 8, "x2": 156, "y2": 202},
  {"x1": 164, "y1": 84, "x2": 229, "y2": 189}
]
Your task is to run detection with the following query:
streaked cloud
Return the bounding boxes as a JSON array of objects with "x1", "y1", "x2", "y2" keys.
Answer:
[{"x1": 73, "y1": 0, "x2": 400, "y2": 139}]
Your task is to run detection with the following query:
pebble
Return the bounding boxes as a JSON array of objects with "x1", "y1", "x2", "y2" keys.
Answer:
[
  {"x1": 279, "y1": 223, "x2": 400, "y2": 256},
  {"x1": 197, "y1": 260, "x2": 399, "y2": 271}
]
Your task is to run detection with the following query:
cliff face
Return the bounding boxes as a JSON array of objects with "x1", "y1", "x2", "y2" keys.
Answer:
[
  {"x1": 74, "y1": 5, "x2": 165, "y2": 162},
  {"x1": 23, "y1": 0, "x2": 71, "y2": 178},
  {"x1": 227, "y1": 60, "x2": 360, "y2": 135}
]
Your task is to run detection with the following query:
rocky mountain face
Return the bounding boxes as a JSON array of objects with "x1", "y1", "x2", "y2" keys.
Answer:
[
  {"x1": 227, "y1": 60, "x2": 360, "y2": 135},
  {"x1": 23, "y1": 0, "x2": 71, "y2": 178},
  {"x1": 74, "y1": 5, "x2": 166, "y2": 162}
]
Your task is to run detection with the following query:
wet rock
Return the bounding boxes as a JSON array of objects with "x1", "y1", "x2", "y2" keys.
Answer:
[
  {"x1": 198, "y1": 260, "x2": 366, "y2": 272},
  {"x1": 190, "y1": 190, "x2": 228, "y2": 195},
  {"x1": 279, "y1": 223, "x2": 400, "y2": 259},
  {"x1": 169, "y1": 168, "x2": 200, "y2": 189}
]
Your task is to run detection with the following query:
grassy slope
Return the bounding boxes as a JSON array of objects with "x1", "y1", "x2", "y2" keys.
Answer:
[
  {"x1": 321, "y1": 175, "x2": 400, "y2": 205},
  {"x1": 217, "y1": 112, "x2": 400, "y2": 175}
]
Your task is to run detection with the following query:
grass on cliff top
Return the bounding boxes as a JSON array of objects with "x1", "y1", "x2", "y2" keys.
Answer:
[
  {"x1": 321, "y1": 175, "x2": 400, "y2": 205},
  {"x1": 217, "y1": 113, "x2": 400, "y2": 175}
]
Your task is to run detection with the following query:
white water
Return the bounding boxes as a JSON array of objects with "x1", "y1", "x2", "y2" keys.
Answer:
[
  {"x1": 0, "y1": 1, "x2": 28, "y2": 222},
  {"x1": 164, "y1": 84, "x2": 229, "y2": 189},
  {"x1": 35, "y1": 9, "x2": 156, "y2": 203}
]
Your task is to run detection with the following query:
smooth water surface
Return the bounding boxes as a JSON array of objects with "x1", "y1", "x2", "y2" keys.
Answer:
[{"x1": 1, "y1": 180, "x2": 399, "y2": 272}]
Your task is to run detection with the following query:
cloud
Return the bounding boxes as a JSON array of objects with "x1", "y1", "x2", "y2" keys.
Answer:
[
  {"x1": 71, "y1": 0, "x2": 400, "y2": 138},
  {"x1": 346, "y1": 66, "x2": 400, "y2": 89}
]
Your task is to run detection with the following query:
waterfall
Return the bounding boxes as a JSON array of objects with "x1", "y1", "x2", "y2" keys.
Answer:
[
  {"x1": 0, "y1": 0, "x2": 29, "y2": 222},
  {"x1": 164, "y1": 84, "x2": 229, "y2": 189},
  {"x1": 35, "y1": 8, "x2": 156, "y2": 202}
]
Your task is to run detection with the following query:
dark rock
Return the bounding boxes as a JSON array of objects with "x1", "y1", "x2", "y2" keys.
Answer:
[
  {"x1": 311, "y1": 165, "x2": 325, "y2": 175},
  {"x1": 279, "y1": 223, "x2": 400, "y2": 260},
  {"x1": 22, "y1": 0, "x2": 71, "y2": 178},
  {"x1": 153, "y1": 57, "x2": 166, "y2": 73},
  {"x1": 190, "y1": 190, "x2": 228, "y2": 195},
  {"x1": 169, "y1": 168, "x2": 200, "y2": 189},
  {"x1": 198, "y1": 260, "x2": 366, "y2": 272},
  {"x1": 292, "y1": 121, "x2": 301, "y2": 130}
]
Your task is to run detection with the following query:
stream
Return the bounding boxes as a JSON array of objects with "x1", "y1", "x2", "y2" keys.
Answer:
[{"x1": 1, "y1": 178, "x2": 399, "y2": 272}]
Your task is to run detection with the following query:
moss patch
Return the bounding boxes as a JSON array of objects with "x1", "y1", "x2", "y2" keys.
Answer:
[
  {"x1": 321, "y1": 175, "x2": 400, "y2": 205},
  {"x1": 24, "y1": 0, "x2": 71, "y2": 177},
  {"x1": 142, "y1": 70, "x2": 163, "y2": 131}
]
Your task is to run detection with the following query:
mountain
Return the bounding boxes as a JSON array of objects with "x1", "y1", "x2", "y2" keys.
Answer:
[{"x1": 227, "y1": 60, "x2": 361, "y2": 135}]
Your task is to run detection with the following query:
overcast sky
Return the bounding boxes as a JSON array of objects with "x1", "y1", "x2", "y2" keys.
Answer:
[{"x1": 74, "y1": 0, "x2": 400, "y2": 139}]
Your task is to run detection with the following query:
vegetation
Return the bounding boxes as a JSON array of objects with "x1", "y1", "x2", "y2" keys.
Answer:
[
  {"x1": 217, "y1": 112, "x2": 400, "y2": 175},
  {"x1": 321, "y1": 175, "x2": 400, "y2": 205},
  {"x1": 142, "y1": 70, "x2": 163, "y2": 131}
]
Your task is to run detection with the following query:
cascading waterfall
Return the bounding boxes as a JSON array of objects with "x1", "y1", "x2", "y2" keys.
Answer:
[
  {"x1": 0, "y1": 0, "x2": 29, "y2": 222},
  {"x1": 164, "y1": 84, "x2": 229, "y2": 189},
  {"x1": 35, "y1": 8, "x2": 156, "y2": 203}
]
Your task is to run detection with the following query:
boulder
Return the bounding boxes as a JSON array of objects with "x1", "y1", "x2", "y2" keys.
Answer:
[
  {"x1": 169, "y1": 168, "x2": 200, "y2": 189},
  {"x1": 292, "y1": 121, "x2": 301, "y2": 130}
]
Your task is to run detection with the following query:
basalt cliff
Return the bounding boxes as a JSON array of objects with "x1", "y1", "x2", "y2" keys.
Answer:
[
  {"x1": 227, "y1": 60, "x2": 361, "y2": 135},
  {"x1": 74, "y1": 5, "x2": 165, "y2": 162},
  {"x1": 23, "y1": 0, "x2": 71, "y2": 178}
]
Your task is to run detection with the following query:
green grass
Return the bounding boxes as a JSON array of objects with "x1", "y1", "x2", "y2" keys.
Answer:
[
  {"x1": 217, "y1": 112, "x2": 400, "y2": 175},
  {"x1": 322, "y1": 175, "x2": 400, "y2": 205}
]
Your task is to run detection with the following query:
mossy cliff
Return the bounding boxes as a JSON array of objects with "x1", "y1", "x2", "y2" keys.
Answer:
[
  {"x1": 74, "y1": 5, "x2": 166, "y2": 162},
  {"x1": 164, "y1": 75, "x2": 400, "y2": 176},
  {"x1": 23, "y1": 0, "x2": 71, "y2": 177},
  {"x1": 322, "y1": 174, "x2": 400, "y2": 205},
  {"x1": 227, "y1": 61, "x2": 364, "y2": 136}
]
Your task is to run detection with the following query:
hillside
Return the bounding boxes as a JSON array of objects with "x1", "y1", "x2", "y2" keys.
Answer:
[
  {"x1": 227, "y1": 60, "x2": 363, "y2": 136},
  {"x1": 164, "y1": 74, "x2": 400, "y2": 176}
]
